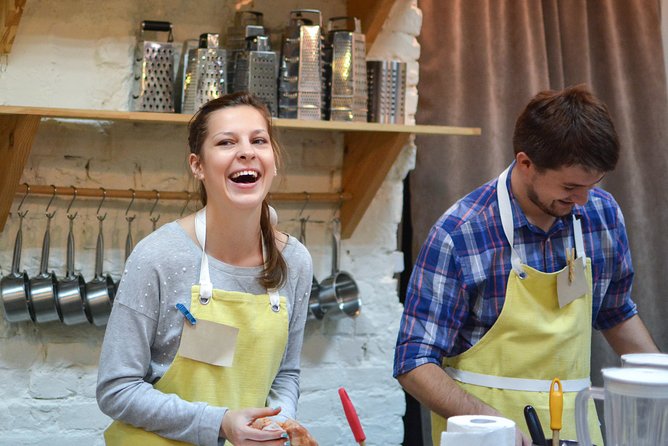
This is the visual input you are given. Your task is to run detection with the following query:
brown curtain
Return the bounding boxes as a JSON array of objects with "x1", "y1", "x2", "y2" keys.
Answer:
[{"x1": 413, "y1": 0, "x2": 668, "y2": 402}]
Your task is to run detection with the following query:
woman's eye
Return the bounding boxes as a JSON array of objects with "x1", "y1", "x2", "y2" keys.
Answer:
[
  {"x1": 253, "y1": 138, "x2": 268, "y2": 145},
  {"x1": 217, "y1": 139, "x2": 234, "y2": 146}
]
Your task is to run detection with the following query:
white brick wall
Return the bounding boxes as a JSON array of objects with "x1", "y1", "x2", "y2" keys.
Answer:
[{"x1": 0, "y1": 1, "x2": 420, "y2": 444}]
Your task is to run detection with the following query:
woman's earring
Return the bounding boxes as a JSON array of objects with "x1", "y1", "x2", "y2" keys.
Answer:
[{"x1": 274, "y1": 167, "x2": 278, "y2": 176}]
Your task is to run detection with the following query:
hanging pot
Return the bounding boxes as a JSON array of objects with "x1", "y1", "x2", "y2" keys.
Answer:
[
  {"x1": 55, "y1": 216, "x2": 88, "y2": 325},
  {"x1": 318, "y1": 219, "x2": 360, "y2": 318},
  {"x1": 0, "y1": 213, "x2": 33, "y2": 322},
  {"x1": 29, "y1": 215, "x2": 60, "y2": 323},
  {"x1": 84, "y1": 219, "x2": 115, "y2": 326}
]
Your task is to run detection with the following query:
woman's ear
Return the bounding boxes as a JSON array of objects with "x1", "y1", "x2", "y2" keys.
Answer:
[{"x1": 189, "y1": 153, "x2": 203, "y2": 179}]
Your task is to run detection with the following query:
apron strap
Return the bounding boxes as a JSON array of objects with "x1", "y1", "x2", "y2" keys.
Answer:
[
  {"x1": 444, "y1": 367, "x2": 590, "y2": 392},
  {"x1": 195, "y1": 209, "x2": 213, "y2": 303},
  {"x1": 497, "y1": 165, "x2": 588, "y2": 274},
  {"x1": 195, "y1": 207, "x2": 280, "y2": 312},
  {"x1": 497, "y1": 166, "x2": 525, "y2": 277}
]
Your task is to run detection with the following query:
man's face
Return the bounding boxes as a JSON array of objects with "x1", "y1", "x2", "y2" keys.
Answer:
[{"x1": 525, "y1": 164, "x2": 605, "y2": 218}]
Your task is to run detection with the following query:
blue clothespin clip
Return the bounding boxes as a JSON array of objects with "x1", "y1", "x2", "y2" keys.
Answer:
[{"x1": 175, "y1": 303, "x2": 197, "y2": 325}]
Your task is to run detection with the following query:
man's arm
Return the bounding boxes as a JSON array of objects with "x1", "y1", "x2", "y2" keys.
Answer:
[
  {"x1": 601, "y1": 314, "x2": 660, "y2": 355},
  {"x1": 397, "y1": 363, "x2": 497, "y2": 418},
  {"x1": 397, "y1": 364, "x2": 531, "y2": 446}
]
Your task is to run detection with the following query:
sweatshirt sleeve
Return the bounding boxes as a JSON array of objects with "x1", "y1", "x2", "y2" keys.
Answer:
[
  {"x1": 96, "y1": 239, "x2": 227, "y2": 446},
  {"x1": 266, "y1": 241, "x2": 313, "y2": 421}
]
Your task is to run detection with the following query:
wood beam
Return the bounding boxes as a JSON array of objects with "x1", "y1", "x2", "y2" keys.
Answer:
[
  {"x1": 347, "y1": 0, "x2": 396, "y2": 51},
  {"x1": 1, "y1": 0, "x2": 26, "y2": 54},
  {"x1": 0, "y1": 113, "x2": 40, "y2": 231},
  {"x1": 340, "y1": 131, "x2": 409, "y2": 238}
]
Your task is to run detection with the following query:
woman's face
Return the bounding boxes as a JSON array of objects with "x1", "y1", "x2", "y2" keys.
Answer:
[{"x1": 190, "y1": 105, "x2": 276, "y2": 212}]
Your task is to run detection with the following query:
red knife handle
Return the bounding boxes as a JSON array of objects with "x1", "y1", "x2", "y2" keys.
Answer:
[{"x1": 338, "y1": 387, "x2": 366, "y2": 442}]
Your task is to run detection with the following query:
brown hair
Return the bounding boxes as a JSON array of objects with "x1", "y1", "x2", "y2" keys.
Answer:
[
  {"x1": 188, "y1": 92, "x2": 287, "y2": 289},
  {"x1": 513, "y1": 84, "x2": 620, "y2": 172}
]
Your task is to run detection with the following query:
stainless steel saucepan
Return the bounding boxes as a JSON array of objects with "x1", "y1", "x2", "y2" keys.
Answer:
[
  {"x1": 84, "y1": 216, "x2": 115, "y2": 326},
  {"x1": 55, "y1": 210, "x2": 88, "y2": 326},
  {"x1": 318, "y1": 218, "x2": 360, "y2": 318},
  {"x1": 0, "y1": 211, "x2": 33, "y2": 322},
  {"x1": 29, "y1": 212, "x2": 60, "y2": 323}
]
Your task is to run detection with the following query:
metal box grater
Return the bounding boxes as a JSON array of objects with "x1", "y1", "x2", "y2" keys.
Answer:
[
  {"x1": 366, "y1": 60, "x2": 406, "y2": 124},
  {"x1": 130, "y1": 21, "x2": 176, "y2": 112},
  {"x1": 232, "y1": 34, "x2": 278, "y2": 116},
  {"x1": 278, "y1": 10, "x2": 324, "y2": 120},
  {"x1": 323, "y1": 17, "x2": 368, "y2": 122},
  {"x1": 181, "y1": 33, "x2": 227, "y2": 114},
  {"x1": 224, "y1": 11, "x2": 264, "y2": 91}
]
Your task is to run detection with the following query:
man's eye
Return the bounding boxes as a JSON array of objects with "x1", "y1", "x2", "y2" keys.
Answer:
[{"x1": 564, "y1": 186, "x2": 576, "y2": 191}]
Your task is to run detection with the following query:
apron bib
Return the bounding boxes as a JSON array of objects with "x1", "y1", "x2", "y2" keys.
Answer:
[
  {"x1": 431, "y1": 166, "x2": 603, "y2": 446},
  {"x1": 105, "y1": 208, "x2": 288, "y2": 446}
]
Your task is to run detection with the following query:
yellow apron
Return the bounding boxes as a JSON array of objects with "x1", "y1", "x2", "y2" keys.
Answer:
[
  {"x1": 431, "y1": 167, "x2": 603, "y2": 446},
  {"x1": 105, "y1": 208, "x2": 289, "y2": 445}
]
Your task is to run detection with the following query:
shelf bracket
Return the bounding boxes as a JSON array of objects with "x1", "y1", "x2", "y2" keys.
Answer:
[
  {"x1": 0, "y1": 113, "x2": 40, "y2": 231},
  {"x1": 1, "y1": 0, "x2": 26, "y2": 55},
  {"x1": 340, "y1": 131, "x2": 410, "y2": 238}
]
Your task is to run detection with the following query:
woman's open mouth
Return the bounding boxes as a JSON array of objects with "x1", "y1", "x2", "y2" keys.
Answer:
[{"x1": 229, "y1": 170, "x2": 261, "y2": 184}]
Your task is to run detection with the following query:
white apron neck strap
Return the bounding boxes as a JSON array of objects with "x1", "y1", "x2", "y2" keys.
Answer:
[
  {"x1": 195, "y1": 208, "x2": 213, "y2": 303},
  {"x1": 195, "y1": 207, "x2": 280, "y2": 311},
  {"x1": 497, "y1": 166, "x2": 525, "y2": 277},
  {"x1": 572, "y1": 214, "x2": 586, "y2": 266}
]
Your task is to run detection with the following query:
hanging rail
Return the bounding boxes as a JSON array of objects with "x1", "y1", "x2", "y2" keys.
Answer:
[{"x1": 15, "y1": 184, "x2": 351, "y2": 203}]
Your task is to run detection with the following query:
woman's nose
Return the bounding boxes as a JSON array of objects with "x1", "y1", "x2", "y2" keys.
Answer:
[{"x1": 237, "y1": 142, "x2": 256, "y2": 159}]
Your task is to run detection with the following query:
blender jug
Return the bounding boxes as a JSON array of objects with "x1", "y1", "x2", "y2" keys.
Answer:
[{"x1": 575, "y1": 367, "x2": 668, "y2": 446}]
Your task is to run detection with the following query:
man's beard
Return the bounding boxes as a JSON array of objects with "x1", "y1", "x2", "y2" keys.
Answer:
[{"x1": 526, "y1": 183, "x2": 572, "y2": 218}]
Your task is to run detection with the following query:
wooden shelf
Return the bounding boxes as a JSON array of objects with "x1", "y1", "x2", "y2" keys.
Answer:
[{"x1": 0, "y1": 106, "x2": 480, "y2": 238}]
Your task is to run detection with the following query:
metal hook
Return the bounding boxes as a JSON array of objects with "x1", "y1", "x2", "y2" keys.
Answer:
[
  {"x1": 298, "y1": 191, "x2": 311, "y2": 219},
  {"x1": 149, "y1": 190, "x2": 161, "y2": 230},
  {"x1": 330, "y1": 191, "x2": 344, "y2": 220},
  {"x1": 17, "y1": 183, "x2": 30, "y2": 218},
  {"x1": 96, "y1": 187, "x2": 107, "y2": 221},
  {"x1": 66, "y1": 185, "x2": 78, "y2": 220},
  {"x1": 45, "y1": 185, "x2": 57, "y2": 219},
  {"x1": 125, "y1": 189, "x2": 136, "y2": 222},
  {"x1": 180, "y1": 191, "x2": 191, "y2": 217}
]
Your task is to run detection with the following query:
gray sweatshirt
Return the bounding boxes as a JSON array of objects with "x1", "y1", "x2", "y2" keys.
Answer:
[{"x1": 96, "y1": 221, "x2": 313, "y2": 446}]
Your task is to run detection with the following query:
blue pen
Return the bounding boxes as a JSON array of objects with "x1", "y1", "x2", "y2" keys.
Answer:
[{"x1": 175, "y1": 303, "x2": 197, "y2": 325}]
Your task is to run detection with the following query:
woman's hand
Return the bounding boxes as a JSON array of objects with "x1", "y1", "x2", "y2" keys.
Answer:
[
  {"x1": 221, "y1": 407, "x2": 288, "y2": 445},
  {"x1": 251, "y1": 417, "x2": 318, "y2": 446}
]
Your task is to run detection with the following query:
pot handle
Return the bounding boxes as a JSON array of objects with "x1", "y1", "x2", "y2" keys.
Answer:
[
  {"x1": 10, "y1": 214, "x2": 24, "y2": 275},
  {"x1": 66, "y1": 218, "x2": 76, "y2": 276},
  {"x1": 39, "y1": 218, "x2": 52, "y2": 275},
  {"x1": 331, "y1": 218, "x2": 341, "y2": 276},
  {"x1": 95, "y1": 219, "x2": 104, "y2": 279},
  {"x1": 575, "y1": 386, "x2": 604, "y2": 446}
]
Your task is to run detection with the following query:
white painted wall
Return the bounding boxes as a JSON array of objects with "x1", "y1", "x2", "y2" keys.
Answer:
[{"x1": 0, "y1": 1, "x2": 421, "y2": 444}]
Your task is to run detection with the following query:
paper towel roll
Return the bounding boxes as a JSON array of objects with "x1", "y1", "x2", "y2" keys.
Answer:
[{"x1": 440, "y1": 415, "x2": 515, "y2": 446}]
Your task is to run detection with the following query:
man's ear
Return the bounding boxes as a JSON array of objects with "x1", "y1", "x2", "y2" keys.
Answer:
[{"x1": 515, "y1": 152, "x2": 533, "y2": 172}]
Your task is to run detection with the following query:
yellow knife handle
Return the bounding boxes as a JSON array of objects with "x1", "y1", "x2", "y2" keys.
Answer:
[{"x1": 549, "y1": 377, "x2": 563, "y2": 431}]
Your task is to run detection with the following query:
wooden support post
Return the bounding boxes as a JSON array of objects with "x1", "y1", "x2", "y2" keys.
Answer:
[{"x1": 0, "y1": 113, "x2": 40, "y2": 231}]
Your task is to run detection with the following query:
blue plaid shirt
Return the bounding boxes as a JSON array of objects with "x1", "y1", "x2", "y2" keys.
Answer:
[{"x1": 394, "y1": 164, "x2": 637, "y2": 377}]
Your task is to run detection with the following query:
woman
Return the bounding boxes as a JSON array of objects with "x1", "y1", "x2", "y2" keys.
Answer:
[{"x1": 97, "y1": 92, "x2": 314, "y2": 446}]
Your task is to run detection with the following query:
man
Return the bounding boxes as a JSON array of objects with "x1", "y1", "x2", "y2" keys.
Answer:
[{"x1": 394, "y1": 85, "x2": 659, "y2": 446}]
